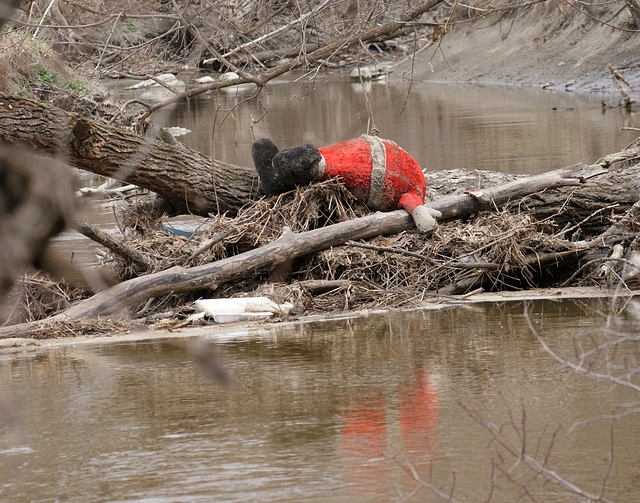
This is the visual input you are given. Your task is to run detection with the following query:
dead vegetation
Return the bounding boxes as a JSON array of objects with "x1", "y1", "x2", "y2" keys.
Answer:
[{"x1": 7, "y1": 159, "x2": 639, "y2": 335}]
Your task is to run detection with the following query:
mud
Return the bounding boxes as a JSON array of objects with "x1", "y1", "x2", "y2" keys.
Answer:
[
  {"x1": 403, "y1": 5, "x2": 640, "y2": 98},
  {"x1": 1, "y1": 286, "x2": 637, "y2": 353}
]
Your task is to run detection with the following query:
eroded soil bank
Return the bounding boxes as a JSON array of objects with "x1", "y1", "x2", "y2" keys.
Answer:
[{"x1": 407, "y1": 4, "x2": 640, "y2": 97}]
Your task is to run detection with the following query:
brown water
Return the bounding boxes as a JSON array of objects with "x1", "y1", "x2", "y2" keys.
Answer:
[
  {"x1": 2, "y1": 298, "x2": 639, "y2": 502},
  {"x1": 166, "y1": 73, "x2": 636, "y2": 174}
]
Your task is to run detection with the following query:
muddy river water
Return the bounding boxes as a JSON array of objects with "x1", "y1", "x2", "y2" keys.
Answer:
[
  {"x1": 4, "y1": 74, "x2": 640, "y2": 501},
  {"x1": 2, "y1": 298, "x2": 640, "y2": 501},
  {"x1": 172, "y1": 72, "x2": 636, "y2": 174}
]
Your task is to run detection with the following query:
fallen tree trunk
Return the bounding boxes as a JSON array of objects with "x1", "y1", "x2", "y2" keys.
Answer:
[
  {"x1": 424, "y1": 159, "x2": 640, "y2": 233},
  {"x1": 1, "y1": 94, "x2": 639, "y2": 225},
  {"x1": 0, "y1": 94, "x2": 257, "y2": 216},
  {"x1": 0, "y1": 161, "x2": 606, "y2": 336}
]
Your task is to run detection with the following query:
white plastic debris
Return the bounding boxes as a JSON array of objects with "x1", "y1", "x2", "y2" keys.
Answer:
[
  {"x1": 194, "y1": 297, "x2": 293, "y2": 323},
  {"x1": 196, "y1": 72, "x2": 239, "y2": 85},
  {"x1": 349, "y1": 64, "x2": 388, "y2": 81},
  {"x1": 126, "y1": 73, "x2": 182, "y2": 89},
  {"x1": 195, "y1": 75, "x2": 215, "y2": 84},
  {"x1": 623, "y1": 250, "x2": 640, "y2": 281},
  {"x1": 164, "y1": 126, "x2": 191, "y2": 138}
]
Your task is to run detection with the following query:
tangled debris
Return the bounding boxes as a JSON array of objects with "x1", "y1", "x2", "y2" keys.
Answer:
[
  {"x1": 110, "y1": 180, "x2": 573, "y2": 307},
  {"x1": 7, "y1": 161, "x2": 640, "y2": 338}
]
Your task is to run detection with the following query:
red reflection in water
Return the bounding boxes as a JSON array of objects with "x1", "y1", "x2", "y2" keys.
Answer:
[
  {"x1": 339, "y1": 369, "x2": 440, "y2": 494},
  {"x1": 340, "y1": 393, "x2": 388, "y2": 493},
  {"x1": 399, "y1": 368, "x2": 440, "y2": 472}
]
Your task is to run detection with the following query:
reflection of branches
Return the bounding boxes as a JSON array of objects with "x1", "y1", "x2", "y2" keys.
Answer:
[
  {"x1": 459, "y1": 398, "x2": 614, "y2": 503},
  {"x1": 447, "y1": 295, "x2": 640, "y2": 502},
  {"x1": 512, "y1": 293, "x2": 640, "y2": 501},
  {"x1": 524, "y1": 301, "x2": 640, "y2": 395}
]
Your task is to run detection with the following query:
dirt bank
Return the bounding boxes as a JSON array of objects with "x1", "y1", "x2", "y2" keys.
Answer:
[
  {"x1": 1, "y1": 286, "x2": 637, "y2": 353},
  {"x1": 404, "y1": 4, "x2": 640, "y2": 97}
]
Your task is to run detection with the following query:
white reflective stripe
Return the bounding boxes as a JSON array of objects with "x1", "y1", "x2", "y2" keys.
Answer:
[
  {"x1": 316, "y1": 154, "x2": 326, "y2": 180},
  {"x1": 361, "y1": 135, "x2": 386, "y2": 209}
]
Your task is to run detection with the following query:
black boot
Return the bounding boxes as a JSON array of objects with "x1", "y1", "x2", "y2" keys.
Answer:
[
  {"x1": 251, "y1": 138, "x2": 281, "y2": 195},
  {"x1": 252, "y1": 138, "x2": 322, "y2": 195}
]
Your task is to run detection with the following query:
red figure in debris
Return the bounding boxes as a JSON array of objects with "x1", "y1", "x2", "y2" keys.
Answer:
[{"x1": 252, "y1": 135, "x2": 441, "y2": 232}]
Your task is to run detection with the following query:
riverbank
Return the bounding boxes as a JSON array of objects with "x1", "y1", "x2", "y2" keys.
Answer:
[
  {"x1": 405, "y1": 4, "x2": 640, "y2": 98},
  {"x1": 1, "y1": 2, "x2": 639, "y2": 340},
  {"x1": 1, "y1": 286, "x2": 637, "y2": 353}
]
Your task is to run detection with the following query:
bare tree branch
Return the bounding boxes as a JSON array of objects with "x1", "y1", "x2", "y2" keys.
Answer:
[{"x1": 137, "y1": 0, "x2": 445, "y2": 121}]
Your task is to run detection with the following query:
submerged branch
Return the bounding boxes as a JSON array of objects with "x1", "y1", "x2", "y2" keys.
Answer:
[{"x1": 76, "y1": 221, "x2": 153, "y2": 271}]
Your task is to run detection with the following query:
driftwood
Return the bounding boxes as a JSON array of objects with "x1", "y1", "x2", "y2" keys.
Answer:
[
  {"x1": 76, "y1": 221, "x2": 153, "y2": 271},
  {"x1": 0, "y1": 161, "x2": 606, "y2": 337},
  {"x1": 0, "y1": 94, "x2": 257, "y2": 216},
  {"x1": 424, "y1": 157, "x2": 640, "y2": 234},
  {"x1": 1, "y1": 93, "x2": 639, "y2": 226},
  {"x1": 515, "y1": 149, "x2": 640, "y2": 230}
]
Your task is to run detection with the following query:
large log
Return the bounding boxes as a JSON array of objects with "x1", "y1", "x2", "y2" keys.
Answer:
[
  {"x1": 0, "y1": 94, "x2": 257, "y2": 216},
  {"x1": 424, "y1": 161, "x2": 640, "y2": 232},
  {"x1": 1, "y1": 94, "x2": 639, "y2": 226}
]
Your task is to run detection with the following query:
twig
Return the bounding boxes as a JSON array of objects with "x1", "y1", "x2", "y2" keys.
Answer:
[
  {"x1": 524, "y1": 302, "x2": 640, "y2": 395},
  {"x1": 561, "y1": 256, "x2": 637, "y2": 287},
  {"x1": 171, "y1": 0, "x2": 263, "y2": 86},
  {"x1": 553, "y1": 203, "x2": 620, "y2": 239},
  {"x1": 427, "y1": 0, "x2": 459, "y2": 72},
  {"x1": 188, "y1": 226, "x2": 238, "y2": 262},
  {"x1": 391, "y1": 451, "x2": 463, "y2": 502},
  {"x1": 204, "y1": 0, "x2": 333, "y2": 63},
  {"x1": 13, "y1": 12, "x2": 181, "y2": 30},
  {"x1": 346, "y1": 240, "x2": 500, "y2": 270},
  {"x1": 563, "y1": 0, "x2": 640, "y2": 33},
  {"x1": 459, "y1": 398, "x2": 615, "y2": 503},
  {"x1": 76, "y1": 220, "x2": 153, "y2": 271},
  {"x1": 32, "y1": 0, "x2": 56, "y2": 38}
]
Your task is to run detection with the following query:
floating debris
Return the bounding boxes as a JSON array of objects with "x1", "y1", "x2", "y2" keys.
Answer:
[
  {"x1": 349, "y1": 64, "x2": 389, "y2": 81},
  {"x1": 126, "y1": 73, "x2": 183, "y2": 90}
]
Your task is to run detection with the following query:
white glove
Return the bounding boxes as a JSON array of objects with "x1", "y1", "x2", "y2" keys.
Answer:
[{"x1": 411, "y1": 205, "x2": 442, "y2": 232}]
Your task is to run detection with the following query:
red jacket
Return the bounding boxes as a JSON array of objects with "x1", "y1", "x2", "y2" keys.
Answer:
[{"x1": 317, "y1": 135, "x2": 426, "y2": 215}]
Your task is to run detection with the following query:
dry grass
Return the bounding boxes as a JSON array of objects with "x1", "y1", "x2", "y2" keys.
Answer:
[
  {"x1": 12, "y1": 316, "x2": 134, "y2": 339},
  {"x1": 115, "y1": 179, "x2": 366, "y2": 275},
  {"x1": 3, "y1": 272, "x2": 92, "y2": 325}
]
